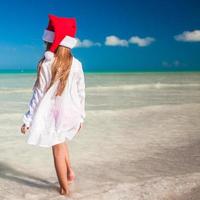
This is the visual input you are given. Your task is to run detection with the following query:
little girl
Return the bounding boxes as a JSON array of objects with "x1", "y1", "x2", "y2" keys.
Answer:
[{"x1": 20, "y1": 14, "x2": 86, "y2": 196}]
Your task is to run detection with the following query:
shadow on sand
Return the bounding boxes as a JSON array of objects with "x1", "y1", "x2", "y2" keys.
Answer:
[{"x1": 0, "y1": 161, "x2": 57, "y2": 190}]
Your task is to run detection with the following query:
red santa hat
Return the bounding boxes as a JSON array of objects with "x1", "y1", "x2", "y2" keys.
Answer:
[
  {"x1": 44, "y1": 14, "x2": 78, "y2": 60},
  {"x1": 42, "y1": 15, "x2": 55, "y2": 43}
]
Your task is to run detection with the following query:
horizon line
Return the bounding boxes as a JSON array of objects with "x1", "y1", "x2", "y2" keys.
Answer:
[{"x1": 0, "y1": 69, "x2": 200, "y2": 74}]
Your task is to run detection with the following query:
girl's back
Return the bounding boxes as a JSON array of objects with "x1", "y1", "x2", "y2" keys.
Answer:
[{"x1": 23, "y1": 49, "x2": 86, "y2": 147}]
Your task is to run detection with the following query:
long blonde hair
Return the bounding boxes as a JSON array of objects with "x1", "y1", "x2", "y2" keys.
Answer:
[{"x1": 34, "y1": 43, "x2": 73, "y2": 96}]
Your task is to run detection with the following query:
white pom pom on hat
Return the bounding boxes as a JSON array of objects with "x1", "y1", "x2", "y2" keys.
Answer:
[{"x1": 44, "y1": 51, "x2": 54, "y2": 61}]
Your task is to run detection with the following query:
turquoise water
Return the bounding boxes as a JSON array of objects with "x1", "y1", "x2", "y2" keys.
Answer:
[{"x1": 0, "y1": 72, "x2": 200, "y2": 113}]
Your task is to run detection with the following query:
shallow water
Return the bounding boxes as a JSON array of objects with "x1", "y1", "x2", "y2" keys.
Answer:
[{"x1": 0, "y1": 72, "x2": 200, "y2": 200}]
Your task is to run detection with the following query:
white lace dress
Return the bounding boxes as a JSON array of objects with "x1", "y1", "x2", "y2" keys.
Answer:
[{"x1": 23, "y1": 54, "x2": 86, "y2": 147}]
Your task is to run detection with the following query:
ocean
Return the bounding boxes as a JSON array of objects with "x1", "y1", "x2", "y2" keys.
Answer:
[{"x1": 0, "y1": 72, "x2": 200, "y2": 200}]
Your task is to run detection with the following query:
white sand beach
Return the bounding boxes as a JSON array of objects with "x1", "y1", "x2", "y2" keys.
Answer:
[{"x1": 0, "y1": 72, "x2": 200, "y2": 200}]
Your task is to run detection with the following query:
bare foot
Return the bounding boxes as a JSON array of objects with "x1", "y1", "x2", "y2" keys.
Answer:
[
  {"x1": 67, "y1": 167, "x2": 76, "y2": 183},
  {"x1": 59, "y1": 187, "x2": 71, "y2": 196}
]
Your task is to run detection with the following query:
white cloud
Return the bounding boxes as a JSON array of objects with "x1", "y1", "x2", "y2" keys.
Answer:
[
  {"x1": 129, "y1": 36, "x2": 155, "y2": 47},
  {"x1": 77, "y1": 35, "x2": 155, "y2": 48},
  {"x1": 105, "y1": 35, "x2": 128, "y2": 47},
  {"x1": 76, "y1": 39, "x2": 101, "y2": 48},
  {"x1": 173, "y1": 60, "x2": 181, "y2": 67},
  {"x1": 174, "y1": 30, "x2": 200, "y2": 42},
  {"x1": 162, "y1": 61, "x2": 171, "y2": 67},
  {"x1": 162, "y1": 60, "x2": 187, "y2": 68}
]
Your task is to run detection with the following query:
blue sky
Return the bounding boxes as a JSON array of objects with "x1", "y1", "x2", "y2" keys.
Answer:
[{"x1": 0, "y1": 0, "x2": 199, "y2": 72}]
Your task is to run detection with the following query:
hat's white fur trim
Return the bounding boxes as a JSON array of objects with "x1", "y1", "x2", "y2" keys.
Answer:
[
  {"x1": 60, "y1": 36, "x2": 77, "y2": 49},
  {"x1": 42, "y1": 30, "x2": 55, "y2": 43}
]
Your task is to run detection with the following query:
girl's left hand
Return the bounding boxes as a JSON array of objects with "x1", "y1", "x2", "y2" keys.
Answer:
[{"x1": 21, "y1": 124, "x2": 29, "y2": 134}]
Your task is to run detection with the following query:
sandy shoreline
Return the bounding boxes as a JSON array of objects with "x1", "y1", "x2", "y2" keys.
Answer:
[{"x1": 0, "y1": 103, "x2": 200, "y2": 199}]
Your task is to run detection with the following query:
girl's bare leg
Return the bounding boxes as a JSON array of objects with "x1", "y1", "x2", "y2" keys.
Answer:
[
  {"x1": 64, "y1": 143, "x2": 76, "y2": 182},
  {"x1": 52, "y1": 143, "x2": 70, "y2": 195}
]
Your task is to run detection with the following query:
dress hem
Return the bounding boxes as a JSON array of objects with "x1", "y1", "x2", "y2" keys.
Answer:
[{"x1": 26, "y1": 132, "x2": 77, "y2": 148}]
